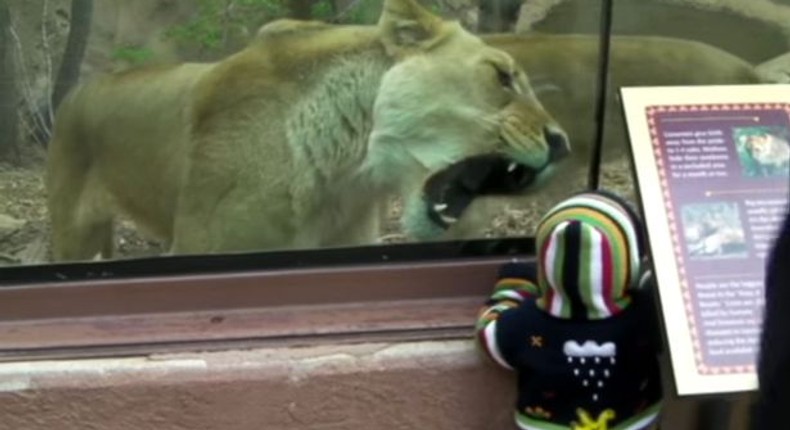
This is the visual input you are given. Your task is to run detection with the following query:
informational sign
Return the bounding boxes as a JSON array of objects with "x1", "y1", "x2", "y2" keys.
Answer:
[{"x1": 621, "y1": 85, "x2": 790, "y2": 396}]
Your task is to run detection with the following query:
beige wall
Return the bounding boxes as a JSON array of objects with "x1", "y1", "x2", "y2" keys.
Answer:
[{"x1": 0, "y1": 340, "x2": 752, "y2": 430}]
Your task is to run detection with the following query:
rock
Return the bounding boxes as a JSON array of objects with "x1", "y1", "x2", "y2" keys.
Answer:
[
  {"x1": 0, "y1": 214, "x2": 25, "y2": 231},
  {"x1": 757, "y1": 51, "x2": 790, "y2": 83},
  {"x1": 516, "y1": 0, "x2": 790, "y2": 64}
]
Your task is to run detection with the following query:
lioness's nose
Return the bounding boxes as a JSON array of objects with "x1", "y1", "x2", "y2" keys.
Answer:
[{"x1": 544, "y1": 125, "x2": 570, "y2": 162}]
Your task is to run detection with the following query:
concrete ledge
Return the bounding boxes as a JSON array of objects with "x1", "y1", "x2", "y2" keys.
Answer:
[{"x1": 0, "y1": 340, "x2": 750, "y2": 430}]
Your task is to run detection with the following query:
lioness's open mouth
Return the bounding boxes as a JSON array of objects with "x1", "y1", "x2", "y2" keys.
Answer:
[{"x1": 423, "y1": 154, "x2": 543, "y2": 229}]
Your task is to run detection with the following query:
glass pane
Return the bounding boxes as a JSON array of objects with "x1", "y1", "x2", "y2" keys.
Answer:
[
  {"x1": 0, "y1": 0, "x2": 600, "y2": 268},
  {"x1": 525, "y1": 0, "x2": 790, "y2": 209},
  {"x1": 608, "y1": 0, "x2": 789, "y2": 204}
]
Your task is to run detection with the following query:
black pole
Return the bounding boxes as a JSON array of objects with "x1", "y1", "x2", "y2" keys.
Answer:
[{"x1": 587, "y1": 0, "x2": 615, "y2": 190}]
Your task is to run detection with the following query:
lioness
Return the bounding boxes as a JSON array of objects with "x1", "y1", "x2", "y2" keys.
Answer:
[
  {"x1": 438, "y1": 33, "x2": 766, "y2": 240},
  {"x1": 46, "y1": 0, "x2": 570, "y2": 261}
]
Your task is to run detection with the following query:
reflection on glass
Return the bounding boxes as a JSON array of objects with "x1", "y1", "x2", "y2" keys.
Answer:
[{"x1": 0, "y1": 0, "x2": 787, "y2": 267}]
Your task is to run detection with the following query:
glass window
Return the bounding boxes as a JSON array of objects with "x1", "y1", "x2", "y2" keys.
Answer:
[
  {"x1": 1, "y1": 0, "x2": 786, "y2": 275},
  {"x1": 0, "y1": 0, "x2": 588, "y2": 271},
  {"x1": 519, "y1": 0, "x2": 790, "y2": 209}
]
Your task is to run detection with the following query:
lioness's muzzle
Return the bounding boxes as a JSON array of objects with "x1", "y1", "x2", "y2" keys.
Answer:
[{"x1": 422, "y1": 123, "x2": 570, "y2": 230}]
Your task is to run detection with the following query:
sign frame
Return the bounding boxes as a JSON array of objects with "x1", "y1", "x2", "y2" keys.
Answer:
[{"x1": 620, "y1": 84, "x2": 790, "y2": 396}]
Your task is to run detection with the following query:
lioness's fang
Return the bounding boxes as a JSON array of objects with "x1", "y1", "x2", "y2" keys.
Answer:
[{"x1": 439, "y1": 214, "x2": 458, "y2": 225}]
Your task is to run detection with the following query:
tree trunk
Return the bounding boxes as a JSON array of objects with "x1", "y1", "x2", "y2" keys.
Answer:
[
  {"x1": 51, "y1": 0, "x2": 93, "y2": 113},
  {"x1": 0, "y1": 0, "x2": 19, "y2": 164},
  {"x1": 289, "y1": 0, "x2": 314, "y2": 20}
]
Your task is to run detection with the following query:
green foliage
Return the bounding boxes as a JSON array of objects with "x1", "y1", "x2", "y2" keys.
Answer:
[
  {"x1": 311, "y1": 0, "x2": 334, "y2": 20},
  {"x1": 111, "y1": 45, "x2": 155, "y2": 65},
  {"x1": 164, "y1": 0, "x2": 455, "y2": 56},
  {"x1": 164, "y1": 0, "x2": 288, "y2": 55},
  {"x1": 334, "y1": 0, "x2": 446, "y2": 25},
  {"x1": 337, "y1": 0, "x2": 383, "y2": 24}
]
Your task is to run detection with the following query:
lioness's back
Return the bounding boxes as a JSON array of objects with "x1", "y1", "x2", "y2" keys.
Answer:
[{"x1": 45, "y1": 22, "x2": 383, "y2": 260}]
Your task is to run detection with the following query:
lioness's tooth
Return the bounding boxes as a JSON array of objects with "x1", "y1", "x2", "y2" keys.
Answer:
[
  {"x1": 507, "y1": 162, "x2": 518, "y2": 172},
  {"x1": 440, "y1": 214, "x2": 458, "y2": 225},
  {"x1": 433, "y1": 203, "x2": 448, "y2": 212}
]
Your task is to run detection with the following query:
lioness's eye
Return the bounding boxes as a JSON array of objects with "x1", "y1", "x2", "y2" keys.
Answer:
[{"x1": 496, "y1": 68, "x2": 513, "y2": 89}]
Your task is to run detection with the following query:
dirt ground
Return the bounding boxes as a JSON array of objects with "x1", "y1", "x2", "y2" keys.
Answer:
[{"x1": 0, "y1": 156, "x2": 636, "y2": 267}]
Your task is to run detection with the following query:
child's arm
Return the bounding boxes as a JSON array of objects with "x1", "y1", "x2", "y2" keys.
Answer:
[{"x1": 474, "y1": 261, "x2": 538, "y2": 370}]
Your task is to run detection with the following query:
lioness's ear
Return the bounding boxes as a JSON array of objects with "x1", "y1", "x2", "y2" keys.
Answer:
[{"x1": 379, "y1": 0, "x2": 444, "y2": 56}]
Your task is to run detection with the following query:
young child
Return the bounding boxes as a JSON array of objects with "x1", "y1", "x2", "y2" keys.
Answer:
[{"x1": 475, "y1": 190, "x2": 663, "y2": 430}]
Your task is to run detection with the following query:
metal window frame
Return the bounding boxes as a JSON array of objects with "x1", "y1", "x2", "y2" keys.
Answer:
[{"x1": 0, "y1": 254, "x2": 525, "y2": 362}]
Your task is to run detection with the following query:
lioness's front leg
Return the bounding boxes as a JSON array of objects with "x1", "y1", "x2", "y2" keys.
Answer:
[{"x1": 320, "y1": 199, "x2": 385, "y2": 248}]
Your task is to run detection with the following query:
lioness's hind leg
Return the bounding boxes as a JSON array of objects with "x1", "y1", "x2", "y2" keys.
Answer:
[
  {"x1": 50, "y1": 214, "x2": 114, "y2": 262},
  {"x1": 47, "y1": 157, "x2": 115, "y2": 262}
]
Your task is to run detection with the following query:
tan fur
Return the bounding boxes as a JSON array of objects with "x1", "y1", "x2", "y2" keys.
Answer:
[
  {"x1": 440, "y1": 33, "x2": 765, "y2": 240},
  {"x1": 46, "y1": 0, "x2": 568, "y2": 261}
]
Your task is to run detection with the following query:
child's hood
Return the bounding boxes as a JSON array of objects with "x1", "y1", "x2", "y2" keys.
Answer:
[{"x1": 535, "y1": 191, "x2": 645, "y2": 320}]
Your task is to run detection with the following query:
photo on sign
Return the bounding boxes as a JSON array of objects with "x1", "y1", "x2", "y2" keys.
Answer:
[
  {"x1": 680, "y1": 202, "x2": 747, "y2": 259},
  {"x1": 733, "y1": 126, "x2": 790, "y2": 178}
]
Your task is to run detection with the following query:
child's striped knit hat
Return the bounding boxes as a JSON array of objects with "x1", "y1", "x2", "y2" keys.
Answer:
[{"x1": 535, "y1": 190, "x2": 645, "y2": 320}]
